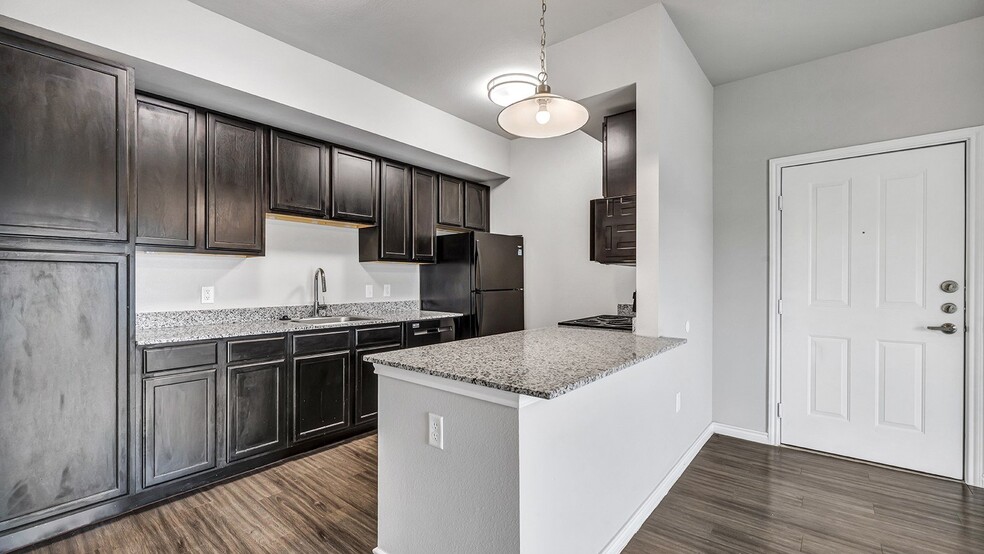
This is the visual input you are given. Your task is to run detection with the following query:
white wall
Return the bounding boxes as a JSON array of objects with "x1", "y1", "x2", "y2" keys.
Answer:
[
  {"x1": 136, "y1": 218, "x2": 418, "y2": 312},
  {"x1": 713, "y1": 16, "x2": 984, "y2": 432},
  {"x1": 0, "y1": 0, "x2": 510, "y2": 180},
  {"x1": 491, "y1": 133, "x2": 636, "y2": 328}
]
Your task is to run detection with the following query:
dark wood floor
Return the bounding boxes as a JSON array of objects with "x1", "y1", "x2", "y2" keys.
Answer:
[
  {"x1": 26, "y1": 434, "x2": 984, "y2": 553},
  {"x1": 626, "y1": 435, "x2": 984, "y2": 553}
]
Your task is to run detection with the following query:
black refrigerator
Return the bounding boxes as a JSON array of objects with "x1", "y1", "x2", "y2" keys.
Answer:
[{"x1": 420, "y1": 231, "x2": 524, "y2": 339}]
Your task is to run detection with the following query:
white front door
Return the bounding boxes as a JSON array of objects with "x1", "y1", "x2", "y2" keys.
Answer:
[{"x1": 780, "y1": 142, "x2": 965, "y2": 479}]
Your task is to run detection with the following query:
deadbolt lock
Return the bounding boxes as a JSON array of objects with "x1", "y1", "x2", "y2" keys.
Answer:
[
  {"x1": 940, "y1": 280, "x2": 959, "y2": 293},
  {"x1": 941, "y1": 303, "x2": 958, "y2": 314}
]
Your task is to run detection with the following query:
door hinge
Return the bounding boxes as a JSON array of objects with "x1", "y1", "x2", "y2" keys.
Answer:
[
  {"x1": 777, "y1": 299, "x2": 783, "y2": 315},
  {"x1": 777, "y1": 402, "x2": 783, "y2": 419},
  {"x1": 777, "y1": 195, "x2": 783, "y2": 211}
]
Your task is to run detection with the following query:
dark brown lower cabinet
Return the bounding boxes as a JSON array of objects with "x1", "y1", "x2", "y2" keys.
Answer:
[
  {"x1": 227, "y1": 361, "x2": 288, "y2": 462},
  {"x1": 143, "y1": 370, "x2": 217, "y2": 487},
  {"x1": 292, "y1": 351, "x2": 350, "y2": 442},
  {"x1": 590, "y1": 195, "x2": 636, "y2": 264},
  {"x1": 0, "y1": 251, "x2": 128, "y2": 533},
  {"x1": 354, "y1": 343, "x2": 401, "y2": 423}
]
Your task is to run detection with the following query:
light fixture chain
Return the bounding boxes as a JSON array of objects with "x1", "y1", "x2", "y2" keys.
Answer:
[{"x1": 538, "y1": 0, "x2": 547, "y2": 84}]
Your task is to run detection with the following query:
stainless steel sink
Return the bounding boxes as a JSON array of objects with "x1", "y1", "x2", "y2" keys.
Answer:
[{"x1": 289, "y1": 315, "x2": 382, "y2": 324}]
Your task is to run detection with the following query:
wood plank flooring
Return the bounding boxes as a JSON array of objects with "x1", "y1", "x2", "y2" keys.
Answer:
[
  {"x1": 624, "y1": 435, "x2": 984, "y2": 553},
  {"x1": 25, "y1": 433, "x2": 984, "y2": 553}
]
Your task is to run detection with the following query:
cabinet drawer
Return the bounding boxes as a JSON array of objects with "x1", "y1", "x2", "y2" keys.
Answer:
[
  {"x1": 144, "y1": 342, "x2": 217, "y2": 373},
  {"x1": 227, "y1": 336, "x2": 286, "y2": 364},
  {"x1": 292, "y1": 330, "x2": 351, "y2": 357},
  {"x1": 355, "y1": 324, "x2": 403, "y2": 347}
]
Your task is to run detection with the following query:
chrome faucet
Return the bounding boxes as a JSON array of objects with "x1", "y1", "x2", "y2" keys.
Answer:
[{"x1": 313, "y1": 268, "x2": 327, "y2": 317}]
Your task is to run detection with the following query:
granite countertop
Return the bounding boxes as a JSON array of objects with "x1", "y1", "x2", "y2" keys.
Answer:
[
  {"x1": 136, "y1": 310, "x2": 462, "y2": 345},
  {"x1": 365, "y1": 326, "x2": 686, "y2": 400}
]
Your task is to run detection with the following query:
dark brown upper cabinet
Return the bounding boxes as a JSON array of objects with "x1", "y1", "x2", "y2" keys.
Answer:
[
  {"x1": 0, "y1": 30, "x2": 132, "y2": 242},
  {"x1": 464, "y1": 182, "x2": 490, "y2": 232},
  {"x1": 602, "y1": 110, "x2": 636, "y2": 198},
  {"x1": 590, "y1": 195, "x2": 636, "y2": 264},
  {"x1": 330, "y1": 147, "x2": 377, "y2": 224},
  {"x1": 359, "y1": 160, "x2": 411, "y2": 262},
  {"x1": 411, "y1": 168, "x2": 437, "y2": 263},
  {"x1": 135, "y1": 95, "x2": 199, "y2": 248},
  {"x1": 206, "y1": 113, "x2": 265, "y2": 254},
  {"x1": 269, "y1": 130, "x2": 327, "y2": 218},
  {"x1": 437, "y1": 175, "x2": 465, "y2": 228}
]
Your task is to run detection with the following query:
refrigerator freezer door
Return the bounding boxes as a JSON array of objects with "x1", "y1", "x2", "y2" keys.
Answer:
[
  {"x1": 474, "y1": 233, "x2": 524, "y2": 292},
  {"x1": 475, "y1": 290, "x2": 524, "y2": 337}
]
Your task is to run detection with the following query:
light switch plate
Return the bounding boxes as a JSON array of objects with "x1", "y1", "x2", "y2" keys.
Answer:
[
  {"x1": 365, "y1": 284, "x2": 373, "y2": 298},
  {"x1": 201, "y1": 286, "x2": 215, "y2": 304},
  {"x1": 383, "y1": 284, "x2": 391, "y2": 297}
]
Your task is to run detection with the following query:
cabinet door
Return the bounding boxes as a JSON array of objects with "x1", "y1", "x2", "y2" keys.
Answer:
[
  {"x1": 437, "y1": 175, "x2": 464, "y2": 227},
  {"x1": 0, "y1": 31, "x2": 130, "y2": 241},
  {"x1": 0, "y1": 251, "x2": 128, "y2": 532},
  {"x1": 228, "y1": 361, "x2": 288, "y2": 462},
  {"x1": 464, "y1": 182, "x2": 490, "y2": 231},
  {"x1": 136, "y1": 95, "x2": 198, "y2": 247},
  {"x1": 330, "y1": 147, "x2": 377, "y2": 223},
  {"x1": 412, "y1": 168, "x2": 437, "y2": 262},
  {"x1": 206, "y1": 113, "x2": 265, "y2": 253},
  {"x1": 379, "y1": 160, "x2": 411, "y2": 260},
  {"x1": 292, "y1": 351, "x2": 350, "y2": 442},
  {"x1": 143, "y1": 370, "x2": 217, "y2": 487},
  {"x1": 354, "y1": 344, "x2": 401, "y2": 424},
  {"x1": 590, "y1": 195, "x2": 636, "y2": 264},
  {"x1": 270, "y1": 130, "x2": 327, "y2": 217},
  {"x1": 603, "y1": 110, "x2": 636, "y2": 198}
]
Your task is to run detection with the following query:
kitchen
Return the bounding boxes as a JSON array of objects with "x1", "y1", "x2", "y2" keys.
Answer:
[{"x1": 1, "y1": 1, "x2": 983, "y2": 553}]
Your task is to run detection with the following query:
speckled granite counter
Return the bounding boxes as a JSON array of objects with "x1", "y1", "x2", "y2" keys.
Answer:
[
  {"x1": 136, "y1": 310, "x2": 462, "y2": 345},
  {"x1": 365, "y1": 326, "x2": 685, "y2": 399}
]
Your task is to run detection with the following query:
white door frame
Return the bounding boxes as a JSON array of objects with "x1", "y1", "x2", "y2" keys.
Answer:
[{"x1": 767, "y1": 126, "x2": 984, "y2": 487}]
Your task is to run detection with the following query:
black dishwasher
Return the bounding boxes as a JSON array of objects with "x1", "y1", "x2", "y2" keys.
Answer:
[{"x1": 405, "y1": 317, "x2": 456, "y2": 347}]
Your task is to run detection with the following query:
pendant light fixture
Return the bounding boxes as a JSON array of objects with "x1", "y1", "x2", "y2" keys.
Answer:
[{"x1": 496, "y1": 0, "x2": 588, "y2": 138}]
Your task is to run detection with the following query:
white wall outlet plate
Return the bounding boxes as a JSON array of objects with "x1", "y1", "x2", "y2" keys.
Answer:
[
  {"x1": 383, "y1": 284, "x2": 391, "y2": 297},
  {"x1": 365, "y1": 284, "x2": 373, "y2": 298},
  {"x1": 201, "y1": 286, "x2": 215, "y2": 304},
  {"x1": 428, "y1": 413, "x2": 444, "y2": 450}
]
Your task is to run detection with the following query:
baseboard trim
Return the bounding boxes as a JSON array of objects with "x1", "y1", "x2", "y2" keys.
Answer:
[
  {"x1": 711, "y1": 423, "x2": 771, "y2": 444},
  {"x1": 600, "y1": 422, "x2": 715, "y2": 554}
]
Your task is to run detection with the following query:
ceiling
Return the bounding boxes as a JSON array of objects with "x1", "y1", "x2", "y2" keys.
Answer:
[{"x1": 189, "y1": 0, "x2": 984, "y2": 138}]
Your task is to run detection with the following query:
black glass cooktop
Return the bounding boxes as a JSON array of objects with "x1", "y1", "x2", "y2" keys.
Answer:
[{"x1": 558, "y1": 314, "x2": 633, "y2": 331}]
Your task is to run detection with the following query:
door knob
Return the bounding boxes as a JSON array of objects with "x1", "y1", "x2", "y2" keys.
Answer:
[{"x1": 927, "y1": 323, "x2": 958, "y2": 334}]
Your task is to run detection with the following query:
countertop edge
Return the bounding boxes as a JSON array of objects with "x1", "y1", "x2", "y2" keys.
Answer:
[{"x1": 366, "y1": 335, "x2": 687, "y2": 400}]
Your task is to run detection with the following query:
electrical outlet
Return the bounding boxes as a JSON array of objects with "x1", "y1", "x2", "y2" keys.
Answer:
[
  {"x1": 201, "y1": 286, "x2": 215, "y2": 304},
  {"x1": 365, "y1": 284, "x2": 373, "y2": 298},
  {"x1": 383, "y1": 284, "x2": 391, "y2": 297},
  {"x1": 676, "y1": 392, "x2": 682, "y2": 413},
  {"x1": 428, "y1": 413, "x2": 444, "y2": 450}
]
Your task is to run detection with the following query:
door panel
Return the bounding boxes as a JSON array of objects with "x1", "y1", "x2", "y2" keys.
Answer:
[
  {"x1": 0, "y1": 32, "x2": 130, "y2": 241},
  {"x1": 464, "y1": 182, "x2": 489, "y2": 231},
  {"x1": 136, "y1": 95, "x2": 197, "y2": 247},
  {"x1": 206, "y1": 113, "x2": 264, "y2": 252},
  {"x1": 355, "y1": 344, "x2": 401, "y2": 424},
  {"x1": 330, "y1": 147, "x2": 377, "y2": 223},
  {"x1": 0, "y1": 252, "x2": 127, "y2": 530},
  {"x1": 476, "y1": 290, "x2": 525, "y2": 337},
  {"x1": 292, "y1": 351, "x2": 350, "y2": 442},
  {"x1": 144, "y1": 370, "x2": 216, "y2": 487},
  {"x1": 270, "y1": 130, "x2": 327, "y2": 217},
  {"x1": 380, "y1": 161, "x2": 411, "y2": 260},
  {"x1": 412, "y1": 168, "x2": 437, "y2": 262},
  {"x1": 780, "y1": 143, "x2": 965, "y2": 478},
  {"x1": 228, "y1": 361, "x2": 287, "y2": 462},
  {"x1": 475, "y1": 233, "x2": 524, "y2": 291},
  {"x1": 438, "y1": 176, "x2": 464, "y2": 227}
]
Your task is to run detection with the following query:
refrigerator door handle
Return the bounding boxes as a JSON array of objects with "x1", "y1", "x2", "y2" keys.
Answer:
[
  {"x1": 475, "y1": 292, "x2": 483, "y2": 336},
  {"x1": 474, "y1": 240, "x2": 482, "y2": 291}
]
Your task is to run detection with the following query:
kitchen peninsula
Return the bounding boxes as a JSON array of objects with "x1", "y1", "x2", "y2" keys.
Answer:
[{"x1": 366, "y1": 327, "x2": 686, "y2": 554}]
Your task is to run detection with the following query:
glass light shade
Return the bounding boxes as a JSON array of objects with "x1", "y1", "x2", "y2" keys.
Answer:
[
  {"x1": 497, "y1": 92, "x2": 589, "y2": 138},
  {"x1": 487, "y1": 73, "x2": 539, "y2": 107}
]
